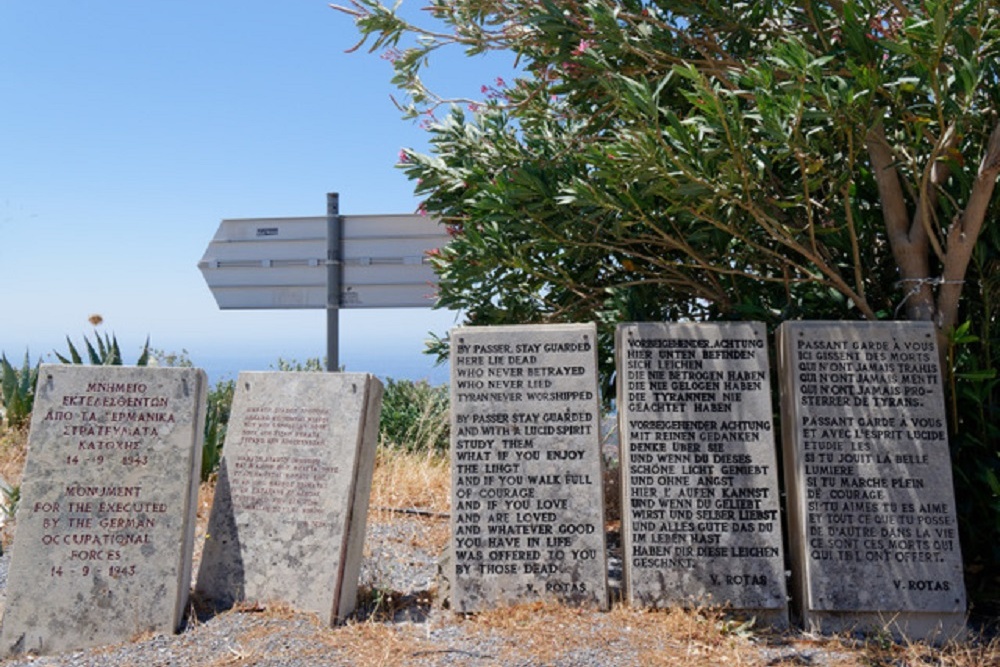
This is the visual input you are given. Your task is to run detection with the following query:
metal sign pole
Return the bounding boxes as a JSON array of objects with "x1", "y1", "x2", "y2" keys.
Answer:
[{"x1": 326, "y1": 192, "x2": 342, "y2": 372}]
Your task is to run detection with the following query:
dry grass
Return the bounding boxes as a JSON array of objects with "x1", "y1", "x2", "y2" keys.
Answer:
[
  {"x1": 850, "y1": 631, "x2": 1000, "y2": 667},
  {"x1": 467, "y1": 600, "x2": 767, "y2": 666},
  {"x1": 0, "y1": 425, "x2": 28, "y2": 549},
  {"x1": 0, "y1": 425, "x2": 28, "y2": 488},
  {"x1": 321, "y1": 620, "x2": 440, "y2": 667},
  {"x1": 197, "y1": 604, "x2": 331, "y2": 667},
  {"x1": 197, "y1": 479, "x2": 216, "y2": 520},
  {"x1": 369, "y1": 446, "x2": 450, "y2": 515},
  {"x1": 445, "y1": 600, "x2": 1000, "y2": 667},
  {"x1": 194, "y1": 480, "x2": 216, "y2": 534},
  {"x1": 366, "y1": 447, "x2": 451, "y2": 556},
  {"x1": 184, "y1": 594, "x2": 1000, "y2": 667}
]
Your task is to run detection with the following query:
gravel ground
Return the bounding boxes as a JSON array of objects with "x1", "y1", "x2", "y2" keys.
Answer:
[{"x1": 0, "y1": 518, "x2": 975, "y2": 667}]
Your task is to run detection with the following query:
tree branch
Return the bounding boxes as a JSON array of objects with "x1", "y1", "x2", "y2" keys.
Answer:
[
  {"x1": 912, "y1": 123, "x2": 958, "y2": 264},
  {"x1": 866, "y1": 121, "x2": 934, "y2": 320},
  {"x1": 937, "y1": 120, "x2": 1000, "y2": 334}
]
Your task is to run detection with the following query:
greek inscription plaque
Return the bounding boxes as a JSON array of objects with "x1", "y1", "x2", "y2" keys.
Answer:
[
  {"x1": 0, "y1": 365, "x2": 206, "y2": 657},
  {"x1": 617, "y1": 322, "x2": 787, "y2": 623},
  {"x1": 196, "y1": 372, "x2": 382, "y2": 624},
  {"x1": 779, "y1": 321, "x2": 966, "y2": 639},
  {"x1": 450, "y1": 323, "x2": 608, "y2": 611}
]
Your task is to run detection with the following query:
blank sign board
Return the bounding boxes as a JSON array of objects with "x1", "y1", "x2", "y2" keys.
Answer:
[{"x1": 198, "y1": 215, "x2": 449, "y2": 309}]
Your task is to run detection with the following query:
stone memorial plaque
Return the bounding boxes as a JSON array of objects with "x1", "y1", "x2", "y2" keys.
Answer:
[
  {"x1": 778, "y1": 321, "x2": 966, "y2": 640},
  {"x1": 195, "y1": 372, "x2": 382, "y2": 624},
  {"x1": 450, "y1": 323, "x2": 608, "y2": 612},
  {"x1": 0, "y1": 365, "x2": 206, "y2": 657},
  {"x1": 617, "y1": 322, "x2": 787, "y2": 625}
]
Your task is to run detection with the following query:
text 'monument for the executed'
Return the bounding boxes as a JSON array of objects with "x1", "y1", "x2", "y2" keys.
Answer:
[{"x1": 0, "y1": 366, "x2": 206, "y2": 657}]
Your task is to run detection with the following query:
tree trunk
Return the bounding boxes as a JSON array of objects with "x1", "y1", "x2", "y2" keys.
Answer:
[
  {"x1": 865, "y1": 123, "x2": 934, "y2": 320},
  {"x1": 868, "y1": 121, "x2": 1000, "y2": 371}
]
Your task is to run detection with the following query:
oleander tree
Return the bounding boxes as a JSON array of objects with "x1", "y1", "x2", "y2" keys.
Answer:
[{"x1": 336, "y1": 0, "x2": 1000, "y2": 367}]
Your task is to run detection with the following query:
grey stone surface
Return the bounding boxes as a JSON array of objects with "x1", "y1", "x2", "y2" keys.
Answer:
[
  {"x1": 449, "y1": 323, "x2": 608, "y2": 612},
  {"x1": 778, "y1": 321, "x2": 966, "y2": 641},
  {"x1": 616, "y1": 322, "x2": 787, "y2": 624},
  {"x1": 195, "y1": 371, "x2": 382, "y2": 625},
  {"x1": 0, "y1": 365, "x2": 206, "y2": 657}
]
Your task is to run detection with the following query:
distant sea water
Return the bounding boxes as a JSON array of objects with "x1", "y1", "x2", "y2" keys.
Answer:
[{"x1": 197, "y1": 352, "x2": 450, "y2": 387}]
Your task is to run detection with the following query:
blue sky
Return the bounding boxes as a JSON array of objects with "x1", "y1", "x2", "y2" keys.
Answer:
[{"x1": 0, "y1": 2, "x2": 509, "y2": 383}]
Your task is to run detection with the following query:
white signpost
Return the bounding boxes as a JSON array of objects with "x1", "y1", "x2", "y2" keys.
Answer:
[{"x1": 198, "y1": 193, "x2": 450, "y2": 369}]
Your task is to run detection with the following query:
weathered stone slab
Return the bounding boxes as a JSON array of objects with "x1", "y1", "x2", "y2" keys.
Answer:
[
  {"x1": 778, "y1": 321, "x2": 966, "y2": 640},
  {"x1": 617, "y1": 322, "x2": 787, "y2": 625},
  {"x1": 195, "y1": 372, "x2": 382, "y2": 624},
  {"x1": 0, "y1": 365, "x2": 206, "y2": 657},
  {"x1": 449, "y1": 323, "x2": 608, "y2": 612}
]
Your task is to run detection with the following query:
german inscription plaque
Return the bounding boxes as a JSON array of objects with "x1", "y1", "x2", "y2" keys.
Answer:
[{"x1": 617, "y1": 322, "x2": 787, "y2": 624}]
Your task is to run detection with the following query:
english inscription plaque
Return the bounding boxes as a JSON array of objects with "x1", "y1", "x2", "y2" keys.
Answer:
[
  {"x1": 617, "y1": 322, "x2": 787, "y2": 625},
  {"x1": 196, "y1": 372, "x2": 382, "y2": 624},
  {"x1": 778, "y1": 321, "x2": 966, "y2": 640},
  {"x1": 0, "y1": 365, "x2": 206, "y2": 657},
  {"x1": 450, "y1": 323, "x2": 608, "y2": 612}
]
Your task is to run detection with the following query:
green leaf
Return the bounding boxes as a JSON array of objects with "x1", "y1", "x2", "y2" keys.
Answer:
[{"x1": 956, "y1": 369, "x2": 997, "y2": 381}]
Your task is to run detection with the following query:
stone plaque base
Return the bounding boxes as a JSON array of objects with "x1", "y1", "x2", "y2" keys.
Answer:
[
  {"x1": 0, "y1": 365, "x2": 206, "y2": 657},
  {"x1": 195, "y1": 372, "x2": 382, "y2": 624},
  {"x1": 449, "y1": 323, "x2": 608, "y2": 612},
  {"x1": 778, "y1": 321, "x2": 967, "y2": 643},
  {"x1": 616, "y1": 322, "x2": 788, "y2": 627}
]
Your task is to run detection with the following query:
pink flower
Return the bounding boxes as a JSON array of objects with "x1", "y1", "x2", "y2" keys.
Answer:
[
  {"x1": 572, "y1": 39, "x2": 595, "y2": 56},
  {"x1": 398, "y1": 149, "x2": 409, "y2": 163}
]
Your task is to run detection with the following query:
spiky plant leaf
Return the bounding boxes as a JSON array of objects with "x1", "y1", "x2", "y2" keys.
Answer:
[
  {"x1": 108, "y1": 334, "x2": 123, "y2": 365},
  {"x1": 55, "y1": 337, "x2": 84, "y2": 365},
  {"x1": 136, "y1": 336, "x2": 151, "y2": 367},
  {"x1": 0, "y1": 355, "x2": 15, "y2": 407},
  {"x1": 0, "y1": 351, "x2": 37, "y2": 429},
  {"x1": 85, "y1": 335, "x2": 103, "y2": 365}
]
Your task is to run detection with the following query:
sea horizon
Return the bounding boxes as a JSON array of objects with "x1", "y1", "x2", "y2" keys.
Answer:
[{"x1": 196, "y1": 350, "x2": 450, "y2": 387}]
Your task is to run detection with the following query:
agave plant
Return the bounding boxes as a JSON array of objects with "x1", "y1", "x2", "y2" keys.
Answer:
[
  {"x1": 0, "y1": 352, "x2": 39, "y2": 430},
  {"x1": 55, "y1": 332, "x2": 150, "y2": 366}
]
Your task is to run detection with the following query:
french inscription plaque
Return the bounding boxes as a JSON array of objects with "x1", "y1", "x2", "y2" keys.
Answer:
[
  {"x1": 195, "y1": 372, "x2": 382, "y2": 624},
  {"x1": 0, "y1": 365, "x2": 206, "y2": 657},
  {"x1": 450, "y1": 323, "x2": 608, "y2": 611},
  {"x1": 617, "y1": 322, "x2": 787, "y2": 624},
  {"x1": 778, "y1": 321, "x2": 966, "y2": 640}
]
